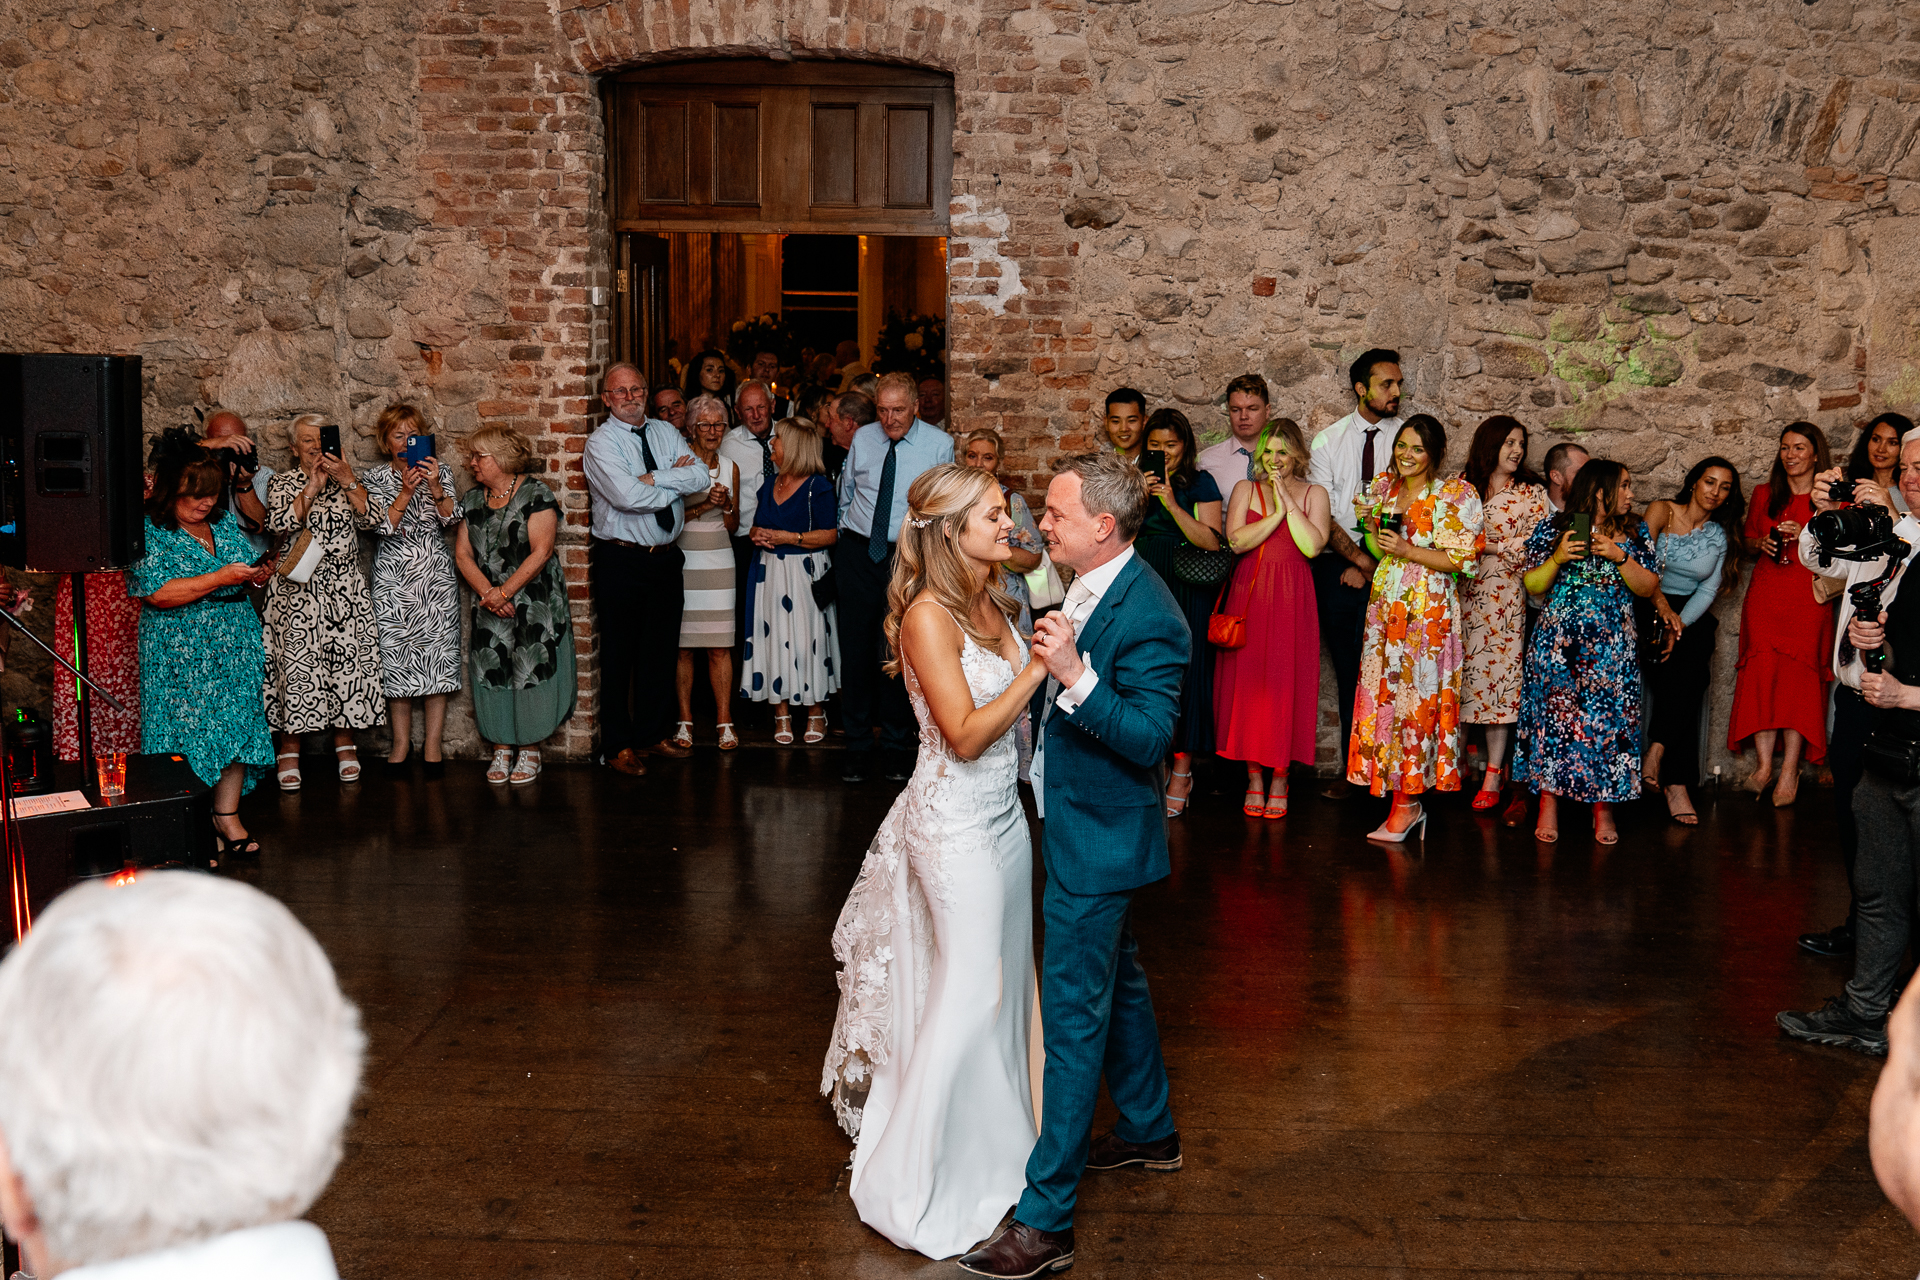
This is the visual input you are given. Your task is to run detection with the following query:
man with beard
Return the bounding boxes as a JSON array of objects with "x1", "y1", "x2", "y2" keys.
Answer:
[{"x1": 1306, "y1": 348, "x2": 1405, "y2": 800}]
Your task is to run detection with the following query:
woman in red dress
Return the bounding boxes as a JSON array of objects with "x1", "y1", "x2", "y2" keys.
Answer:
[
  {"x1": 1214, "y1": 418, "x2": 1329, "y2": 819},
  {"x1": 1729, "y1": 422, "x2": 1835, "y2": 806},
  {"x1": 53, "y1": 573, "x2": 142, "y2": 762}
]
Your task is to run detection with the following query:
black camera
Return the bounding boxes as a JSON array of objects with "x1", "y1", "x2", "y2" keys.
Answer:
[
  {"x1": 1811, "y1": 501, "x2": 1908, "y2": 674},
  {"x1": 1829, "y1": 478, "x2": 1857, "y2": 505},
  {"x1": 229, "y1": 449, "x2": 260, "y2": 479}
]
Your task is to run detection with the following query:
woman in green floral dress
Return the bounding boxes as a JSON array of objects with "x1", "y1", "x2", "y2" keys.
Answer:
[{"x1": 453, "y1": 426, "x2": 575, "y2": 784}]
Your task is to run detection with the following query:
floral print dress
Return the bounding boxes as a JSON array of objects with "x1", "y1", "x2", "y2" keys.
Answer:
[
  {"x1": 1346, "y1": 474, "x2": 1485, "y2": 796},
  {"x1": 460, "y1": 478, "x2": 576, "y2": 746},
  {"x1": 1461, "y1": 481, "x2": 1550, "y2": 724},
  {"x1": 1508, "y1": 517, "x2": 1662, "y2": 802}
]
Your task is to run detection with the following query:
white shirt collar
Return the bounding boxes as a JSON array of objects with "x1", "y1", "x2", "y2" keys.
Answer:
[
  {"x1": 1071, "y1": 544, "x2": 1134, "y2": 605},
  {"x1": 63, "y1": 1222, "x2": 338, "y2": 1280}
]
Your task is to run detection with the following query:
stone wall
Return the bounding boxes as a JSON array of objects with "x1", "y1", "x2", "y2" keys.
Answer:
[{"x1": 3, "y1": 0, "x2": 1919, "y2": 776}]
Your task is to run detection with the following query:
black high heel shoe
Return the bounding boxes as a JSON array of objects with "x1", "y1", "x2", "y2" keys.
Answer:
[
  {"x1": 212, "y1": 810, "x2": 261, "y2": 858},
  {"x1": 382, "y1": 751, "x2": 412, "y2": 779},
  {"x1": 422, "y1": 759, "x2": 445, "y2": 781}
]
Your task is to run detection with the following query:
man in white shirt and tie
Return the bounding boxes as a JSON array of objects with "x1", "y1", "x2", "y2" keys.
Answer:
[
  {"x1": 1305, "y1": 348, "x2": 1404, "y2": 799},
  {"x1": 1198, "y1": 374, "x2": 1273, "y2": 499},
  {"x1": 721, "y1": 380, "x2": 778, "y2": 646}
]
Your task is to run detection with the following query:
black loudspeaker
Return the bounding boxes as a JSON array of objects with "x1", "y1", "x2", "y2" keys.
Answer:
[{"x1": 0, "y1": 353, "x2": 146, "y2": 573}]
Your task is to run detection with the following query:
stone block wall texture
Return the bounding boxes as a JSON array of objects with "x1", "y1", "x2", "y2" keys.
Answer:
[{"x1": 3, "y1": 0, "x2": 1920, "y2": 777}]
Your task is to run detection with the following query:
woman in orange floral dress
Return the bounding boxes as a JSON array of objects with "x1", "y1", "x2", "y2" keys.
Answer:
[
  {"x1": 1458, "y1": 416, "x2": 1549, "y2": 811},
  {"x1": 1347, "y1": 415, "x2": 1485, "y2": 843}
]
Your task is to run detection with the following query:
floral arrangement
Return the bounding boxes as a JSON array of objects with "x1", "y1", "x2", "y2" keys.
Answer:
[
  {"x1": 873, "y1": 310, "x2": 946, "y2": 382},
  {"x1": 726, "y1": 313, "x2": 799, "y2": 368}
]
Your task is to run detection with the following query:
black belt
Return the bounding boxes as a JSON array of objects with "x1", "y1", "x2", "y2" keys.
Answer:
[{"x1": 593, "y1": 537, "x2": 674, "y2": 553}]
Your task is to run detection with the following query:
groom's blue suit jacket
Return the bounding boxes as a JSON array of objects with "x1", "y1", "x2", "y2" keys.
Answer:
[{"x1": 1031, "y1": 553, "x2": 1192, "y2": 896}]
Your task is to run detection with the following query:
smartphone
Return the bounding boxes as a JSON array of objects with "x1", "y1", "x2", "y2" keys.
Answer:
[
  {"x1": 319, "y1": 424, "x2": 342, "y2": 458},
  {"x1": 1571, "y1": 511, "x2": 1592, "y2": 554},
  {"x1": 1142, "y1": 448, "x2": 1167, "y2": 482},
  {"x1": 405, "y1": 433, "x2": 436, "y2": 468}
]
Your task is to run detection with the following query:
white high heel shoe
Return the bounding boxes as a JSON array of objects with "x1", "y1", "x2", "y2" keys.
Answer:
[{"x1": 1367, "y1": 802, "x2": 1428, "y2": 844}]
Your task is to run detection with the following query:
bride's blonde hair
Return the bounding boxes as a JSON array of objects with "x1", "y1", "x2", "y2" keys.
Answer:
[{"x1": 882, "y1": 463, "x2": 1023, "y2": 677}]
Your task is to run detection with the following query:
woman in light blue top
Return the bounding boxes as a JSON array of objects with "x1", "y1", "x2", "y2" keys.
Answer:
[{"x1": 1640, "y1": 456, "x2": 1745, "y2": 825}]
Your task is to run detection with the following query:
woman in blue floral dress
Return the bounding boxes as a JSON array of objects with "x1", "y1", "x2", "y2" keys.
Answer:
[
  {"x1": 126, "y1": 429, "x2": 277, "y2": 856},
  {"x1": 1509, "y1": 459, "x2": 1663, "y2": 845}
]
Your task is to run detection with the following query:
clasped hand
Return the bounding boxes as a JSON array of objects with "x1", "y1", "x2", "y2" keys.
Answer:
[
  {"x1": 481, "y1": 585, "x2": 515, "y2": 618},
  {"x1": 1029, "y1": 612, "x2": 1086, "y2": 687},
  {"x1": 749, "y1": 526, "x2": 797, "y2": 549}
]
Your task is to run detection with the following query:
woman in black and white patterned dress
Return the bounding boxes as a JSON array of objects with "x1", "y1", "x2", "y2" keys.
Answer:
[
  {"x1": 263, "y1": 414, "x2": 386, "y2": 789},
  {"x1": 362, "y1": 403, "x2": 463, "y2": 778}
]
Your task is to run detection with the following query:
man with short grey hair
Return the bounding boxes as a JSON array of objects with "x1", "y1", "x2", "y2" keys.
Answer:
[
  {"x1": 0, "y1": 872, "x2": 364, "y2": 1279},
  {"x1": 721, "y1": 379, "x2": 779, "y2": 648}
]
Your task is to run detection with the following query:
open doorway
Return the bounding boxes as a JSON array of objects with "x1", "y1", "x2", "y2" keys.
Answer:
[{"x1": 605, "y1": 58, "x2": 953, "y2": 407}]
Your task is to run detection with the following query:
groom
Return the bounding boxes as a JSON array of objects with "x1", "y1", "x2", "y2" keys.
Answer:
[{"x1": 960, "y1": 453, "x2": 1189, "y2": 1278}]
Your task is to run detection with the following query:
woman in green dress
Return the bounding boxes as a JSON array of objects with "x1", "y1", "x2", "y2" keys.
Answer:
[
  {"x1": 126, "y1": 428, "x2": 277, "y2": 855},
  {"x1": 453, "y1": 425, "x2": 575, "y2": 785}
]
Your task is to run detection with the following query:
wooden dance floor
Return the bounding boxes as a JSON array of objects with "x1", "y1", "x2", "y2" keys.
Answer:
[{"x1": 228, "y1": 751, "x2": 1916, "y2": 1277}]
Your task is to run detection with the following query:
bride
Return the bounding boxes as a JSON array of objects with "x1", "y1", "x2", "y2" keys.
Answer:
[{"x1": 822, "y1": 462, "x2": 1051, "y2": 1259}]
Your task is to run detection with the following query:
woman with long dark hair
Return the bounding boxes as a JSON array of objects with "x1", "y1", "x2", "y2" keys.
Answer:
[
  {"x1": 1135, "y1": 407, "x2": 1225, "y2": 816},
  {"x1": 1509, "y1": 460, "x2": 1661, "y2": 843},
  {"x1": 1846, "y1": 412, "x2": 1914, "y2": 514},
  {"x1": 682, "y1": 347, "x2": 738, "y2": 408},
  {"x1": 1458, "y1": 415, "x2": 1549, "y2": 812},
  {"x1": 1729, "y1": 422, "x2": 1835, "y2": 805},
  {"x1": 1640, "y1": 457, "x2": 1744, "y2": 825},
  {"x1": 126, "y1": 428, "x2": 277, "y2": 855},
  {"x1": 1348, "y1": 414, "x2": 1485, "y2": 842}
]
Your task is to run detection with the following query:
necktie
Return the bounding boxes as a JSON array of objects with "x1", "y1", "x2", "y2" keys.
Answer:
[
  {"x1": 1361, "y1": 427, "x2": 1379, "y2": 485},
  {"x1": 869, "y1": 437, "x2": 902, "y2": 562},
  {"x1": 638, "y1": 425, "x2": 674, "y2": 533},
  {"x1": 1044, "y1": 579, "x2": 1096, "y2": 715},
  {"x1": 1242, "y1": 447, "x2": 1255, "y2": 481},
  {"x1": 758, "y1": 432, "x2": 775, "y2": 487}
]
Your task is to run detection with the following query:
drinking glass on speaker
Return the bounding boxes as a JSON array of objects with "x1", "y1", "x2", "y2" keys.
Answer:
[{"x1": 95, "y1": 750, "x2": 126, "y2": 798}]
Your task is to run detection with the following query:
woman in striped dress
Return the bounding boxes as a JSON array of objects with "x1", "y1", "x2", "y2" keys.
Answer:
[{"x1": 673, "y1": 394, "x2": 741, "y2": 751}]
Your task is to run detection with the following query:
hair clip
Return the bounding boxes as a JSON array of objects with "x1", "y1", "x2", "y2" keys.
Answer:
[{"x1": 907, "y1": 516, "x2": 933, "y2": 528}]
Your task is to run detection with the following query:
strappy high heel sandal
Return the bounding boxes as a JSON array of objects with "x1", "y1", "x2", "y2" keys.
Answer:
[
  {"x1": 804, "y1": 711, "x2": 827, "y2": 744},
  {"x1": 1262, "y1": 787, "x2": 1288, "y2": 820},
  {"x1": 1471, "y1": 765, "x2": 1504, "y2": 811},
  {"x1": 510, "y1": 749, "x2": 541, "y2": 785},
  {"x1": 773, "y1": 713, "x2": 794, "y2": 746},
  {"x1": 275, "y1": 752, "x2": 302, "y2": 792},
  {"x1": 212, "y1": 810, "x2": 262, "y2": 858},
  {"x1": 486, "y1": 745, "x2": 512, "y2": 784},
  {"x1": 717, "y1": 723, "x2": 739, "y2": 751},
  {"x1": 1165, "y1": 768, "x2": 1192, "y2": 818},
  {"x1": 335, "y1": 745, "x2": 361, "y2": 783},
  {"x1": 671, "y1": 721, "x2": 694, "y2": 750},
  {"x1": 1243, "y1": 780, "x2": 1266, "y2": 817}
]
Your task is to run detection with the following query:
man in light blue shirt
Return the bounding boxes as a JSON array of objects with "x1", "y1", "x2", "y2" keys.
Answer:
[
  {"x1": 584, "y1": 362, "x2": 721, "y2": 773},
  {"x1": 836, "y1": 370, "x2": 953, "y2": 782}
]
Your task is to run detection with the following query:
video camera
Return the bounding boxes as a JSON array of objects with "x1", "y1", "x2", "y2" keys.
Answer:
[{"x1": 1810, "y1": 491, "x2": 1910, "y2": 673}]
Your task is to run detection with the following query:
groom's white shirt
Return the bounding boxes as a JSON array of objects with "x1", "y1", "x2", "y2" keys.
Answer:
[{"x1": 1030, "y1": 545, "x2": 1135, "y2": 818}]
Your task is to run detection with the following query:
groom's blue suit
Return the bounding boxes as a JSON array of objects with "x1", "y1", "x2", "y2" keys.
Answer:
[{"x1": 1018, "y1": 549, "x2": 1190, "y2": 1232}]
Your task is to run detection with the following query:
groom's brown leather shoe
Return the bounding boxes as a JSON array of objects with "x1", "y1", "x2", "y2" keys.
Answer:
[
  {"x1": 956, "y1": 1221, "x2": 1074, "y2": 1277},
  {"x1": 1086, "y1": 1129, "x2": 1182, "y2": 1171}
]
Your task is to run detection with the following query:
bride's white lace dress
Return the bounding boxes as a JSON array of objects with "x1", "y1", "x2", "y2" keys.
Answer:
[{"x1": 822, "y1": 614, "x2": 1037, "y2": 1259}]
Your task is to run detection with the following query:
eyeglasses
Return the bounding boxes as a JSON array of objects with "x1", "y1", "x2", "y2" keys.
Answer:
[{"x1": 603, "y1": 387, "x2": 648, "y2": 401}]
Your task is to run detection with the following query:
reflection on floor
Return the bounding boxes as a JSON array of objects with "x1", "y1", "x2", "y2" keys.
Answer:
[{"x1": 224, "y1": 753, "x2": 1915, "y2": 1276}]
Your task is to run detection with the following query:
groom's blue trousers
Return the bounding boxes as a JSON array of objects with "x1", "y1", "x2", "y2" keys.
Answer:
[{"x1": 1015, "y1": 864, "x2": 1176, "y2": 1232}]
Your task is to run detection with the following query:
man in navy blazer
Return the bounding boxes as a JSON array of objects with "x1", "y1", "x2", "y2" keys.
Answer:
[{"x1": 960, "y1": 453, "x2": 1191, "y2": 1278}]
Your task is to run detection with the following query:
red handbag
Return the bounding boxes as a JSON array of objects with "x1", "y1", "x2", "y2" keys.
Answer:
[{"x1": 1207, "y1": 540, "x2": 1264, "y2": 649}]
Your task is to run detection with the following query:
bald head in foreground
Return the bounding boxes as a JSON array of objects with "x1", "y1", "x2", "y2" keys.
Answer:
[{"x1": 0, "y1": 873, "x2": 364, "y2": 1279}]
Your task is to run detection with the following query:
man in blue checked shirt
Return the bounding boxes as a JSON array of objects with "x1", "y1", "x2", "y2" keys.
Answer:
[
  {"x1": 584, "y1": 362, "x2": 727, "y2": 776},
  {"x1": 836, "y1": 370, "x2": 953, "y2": 783}
]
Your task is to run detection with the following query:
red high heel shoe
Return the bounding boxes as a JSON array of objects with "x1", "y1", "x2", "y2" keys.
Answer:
[{"x1": 1471, "y1": 765, "x2": 1505, "y2": 811}]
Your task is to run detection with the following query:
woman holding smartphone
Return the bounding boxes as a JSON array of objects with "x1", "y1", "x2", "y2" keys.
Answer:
[
  {"x1": 1135, "y1": 407, "x2": 1225, "y2": 816},
  {"x1": 361, "y1": 402, "x2": 463, "y2": 778},
  {"x1": 1347, "y1": 415, "x2": 1485, "y2": 842},
  {"x1": 1508, "y1": 460, "x2": 1661, "y2": 844}
]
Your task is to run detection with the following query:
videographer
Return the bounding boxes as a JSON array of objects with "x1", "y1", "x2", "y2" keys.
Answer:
[
  {"x1": 1777, "y1": 440, "x2": 1920, "y2": 1055},
  {"x1": 204, "y1": 408, "x2": 275, "y2": 560},
  {"x1": 1790, "y1": 442, "x2": 1920, "y2": 961}
]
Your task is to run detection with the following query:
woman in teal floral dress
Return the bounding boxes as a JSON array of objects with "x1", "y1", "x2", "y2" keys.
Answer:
[
  {"x1": 453, "y1": 426, "x2": 575, "y2": 784},
  {"x1": 1508, "y1": 459, "x2": 1662, "y2": 845},
  {"x1": 126, "y1": 429, "x2": 277, "y2": 855}
]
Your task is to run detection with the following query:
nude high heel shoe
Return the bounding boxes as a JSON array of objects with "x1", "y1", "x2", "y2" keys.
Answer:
[{"x1": 1367, "y1": 802, "x2": 1428, "y2": 844}]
